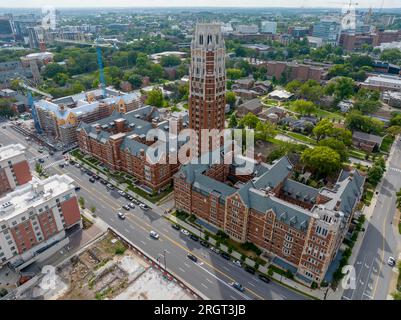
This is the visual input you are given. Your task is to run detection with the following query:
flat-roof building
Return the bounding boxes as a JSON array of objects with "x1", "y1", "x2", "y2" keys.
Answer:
[{"x1": 0, "y1": 144, "x2": 32, "y2": 196}]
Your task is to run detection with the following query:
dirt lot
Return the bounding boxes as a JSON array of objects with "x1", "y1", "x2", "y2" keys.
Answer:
[{"x1": 54, "y1": 232, "x2": 194, "y2": 300}]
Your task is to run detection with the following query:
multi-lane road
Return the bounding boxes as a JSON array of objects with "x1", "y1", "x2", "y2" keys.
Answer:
[
  {"x1": 0, "y1": 120, "x2": 307, "y2": 300},
  {"x1": 342, "y1": 137, "x2": 401, "y2": 300}
]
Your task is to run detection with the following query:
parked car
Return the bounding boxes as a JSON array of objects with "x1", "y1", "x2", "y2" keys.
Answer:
[
  {"x1": 388, "y1": 257, "x2": 396, "y2": 267},
  {"x1": 37, "y1": 158, "x2": 45, "y2": 163},
  {"x1": 100, "y1": 179, "x2": 107, "y2": 185},
  {"x1": 58, "y1": 163, "x2": 64, "y2": 168},
  {"x1": 128, "y1": 202, "x2": 135, "y2": 209},
  {"x1": 187, "y1": 253, "x2": 198, "y2": 262},
  {"x1": 258, "y1": 274, "x2": 271, "y2": 283},
  {"x1": 122, "y1": 204, "x2": 130, "y2": 211},
  {"x1": 180, "y1": 229, "x2": 190, "y2": 236},
  {"x1": 89, "y1": 177, "x2": 95, "y2": 183},
  {"x1": 106, "y1": 184, "x2": 114, "y2": 190},
  {"x1": 210, "y1": 247, "x2": 220, "y2": 254},
  {"x1": 149, "y1": 231, "x2": 159, "y2": 239},
  {"x1": 232, "y1": 260, "x2": 242, "y2": 267},
  {"x1": 132, "y1": 199, "x2": 140, "y2": 205},
  {"x1": 220, "y1": 252, "x2": 231, "y2": 260},
  {"x1": 190, "y1": 234, "x2": 199, "y2": 241},
  {"x1": 172, "y1": 224, "x2": 180, "y2": 230},
  {"x1": 200, "y1": 240, "x2": 209, "y2": 248},
  {"x1": 74, "y1": 163, "x2": 80, "y2": 168},
  {"x1": 244, "y1": 266, "x2": 255, "y2": 274},
  {"x1": 93, "y1": 175, "x2": 100, "y2": 180},
  {"x1": 117, "y1": 212, "x2": 126, "y2": 220},
  {"x1": 139, "y1": 203, "x2": 150, "y2": 211},
  {"x1": 232, "y1": 282, "x2": 245, "y2": 292},
  {"x1": 86, "y1": 170, "x2": 93, "y2": 176},
  {"x1": 118, "y1": 190, "x2": 126, "y2": 196},
  {"x1": 49, "y1": 151, "x2": 54, "y2": 156},
  {"x1": 74, "y1": 186, "x2": 81, "y2": 191},
  {"x1": 69, "y1": 160, "x2": 75, "y2": 165}
]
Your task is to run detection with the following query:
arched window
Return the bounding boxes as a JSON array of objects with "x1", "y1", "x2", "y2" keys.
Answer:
[
  {"x1": 199, "y1": 34, "x2": 203, "y2": 45},
  {"x1": 216, "y1": 35, "x2": 219, "y2": 44},
  {"x1": 207, "y1": 34, "x2": 212, "y2": 44}
]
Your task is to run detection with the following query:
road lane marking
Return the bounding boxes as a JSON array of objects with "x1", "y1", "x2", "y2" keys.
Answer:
[
  {"x1": 200, "y1": 283, "x2": 208, "y2": 289},
  {"x1": 140, "y1": 240, "x2": 146, "y2": 245},
  {"x1": 247, "y1": 282, "x2": 256, "y2": 287},
  {"x1": 51, "y1": 166, "x2": 279, "y2": 301},
  {"x1": 178, "y1": 267, "x2": 186, "y2": 273},
  {"x1": 184, "y1": 263, "x2": 190, "y2": 268},
  {"x1": 222, "y1": 266, "x2": 230, "y2": 272},
  {"x1": 206, "y1": 278, "x2": 213, "y2": 284}
]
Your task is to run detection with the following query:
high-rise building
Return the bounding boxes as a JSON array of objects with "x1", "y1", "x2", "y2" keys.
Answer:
[
  {"x1": 0, "y1": 174, "x2": 82, "y2": 268},
  {"x1": 189, "y1": 23, "x2": 226, "y2": 155},
  {"x1": 261, "y1": 21, "x2": 277, "y2": 34},
  {"x1": 312, "y1": 20, "x2": 341, "y2": 45},
  {"x1": 0, "y1": 144, "x2": 32, "y2": 196}
]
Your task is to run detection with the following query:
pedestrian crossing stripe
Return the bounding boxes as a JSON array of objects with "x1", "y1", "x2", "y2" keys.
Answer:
[{"x1": 390, "y1": 167, "x2": 401, "y2": 173}]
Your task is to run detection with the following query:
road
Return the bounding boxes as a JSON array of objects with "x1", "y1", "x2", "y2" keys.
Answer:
[
  {"x1": 342, "y1": 137, "x2": 401, "y2": 300},
  {"x1": 0, "y1": 121, "x2": 308, "y2": 300}
]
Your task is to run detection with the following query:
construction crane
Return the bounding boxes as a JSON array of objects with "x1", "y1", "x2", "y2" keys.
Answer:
[{"x1": 95, "y1": 38, "x2": 107, "y2": 98}]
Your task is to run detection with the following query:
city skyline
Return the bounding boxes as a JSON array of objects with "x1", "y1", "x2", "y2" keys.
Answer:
[{"x1": 1, "y1": 1, "x2": 401, "y2": 9}]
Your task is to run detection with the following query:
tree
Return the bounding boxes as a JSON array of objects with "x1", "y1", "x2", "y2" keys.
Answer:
[
  {"x1": 345, "y1": 111, "x2": 383, "y2": 135},
  {"x1": 318, "y1": 138, "x2": 348, "y2": 162},
  {"x1": 313, "y1": 119, "x2": 334, "y2": 142},
  {"x1": 145, "y1": 88, "x2": 164, "y2": 107},
  {"x1": 35, "y1": 163, "x2": 43, "y2": 175},
  {"x1": 354, "y1": 99, "x2": 380, "y2": 114},
  {"x1": 128, "y1": 74, "x2": 142, "y2": 89},
  {"x1": 228, "y1": 113, "x2": 238, "y2": 128},
  {"x1": 43, "y1": 63, "x2": 66, "y2": 78},
  {"x1": 256, "y1": 121, "x2": 276, "y2": 141},
  {"x1": 238, "y1": 112, "x2": 260, "y2": 129},
  {"x1": 331, "y1": 77, "x2": 355, "y2": 100},
  {"x1": 0, "y1": 98, "x2": 16, "y2": 118},
  {"x1": 380, "y1": 48, "x2": 401, "y2": 65},
  {"x1": 292, "y1": 100, "x2": 316, "y2": 115},
  {"x1": 227, "y1": 68, "x2": 243, "y2": 80},
  {"x1": 285, "y1": 80, "x2": 303, "y2": 94},
  {"x1": 160, "y1": 55, "x2": 181, "y2": 67},
  {"x1": 367, "y1": 165, "x2": 384, "y2": 186},
  {"x1": 90, "y1": 206, "x2": 96, "y2": 213},
  {"x1": 226, "y1": 91, "x2": 236, "y2": 106},
  {"x1": 390, "y1": 113, "x2": 401, "y2": 127},
  {"x1": 301, "y1": 146, "x2": 342, "y2": 177},
  {"x1": 78, "y1": 196, "x2": 85, "y2": 209},
  {"x1": 149, "y1": 64, "x2": 164, "y2": 82}
]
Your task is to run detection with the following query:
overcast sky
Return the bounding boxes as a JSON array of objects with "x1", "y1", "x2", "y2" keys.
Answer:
[{"x1": 0, "y1": 0, "x2": 400, "y2": 9}]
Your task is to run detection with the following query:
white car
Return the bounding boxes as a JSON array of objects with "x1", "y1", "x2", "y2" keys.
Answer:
[
  {"x1": 232, "y1": 259, "x2": 242, "y2": 267},
  {"x1": 150, "y1": 230, "x2": 159, "y2": 239},
  {"x1": 117, "y1": 212, "x2": 126, "y2": 220},
  {"x1": 118, "y1": 190, "x2": 126, "y2": 196},
  {"x1": 210, "y1": 246, "x2": 220, "y2": 254},
  {"x1": 388, "y1": 257, "x2": 396, "y2": 266},
  {"x1": 128, "y1": 202, "x2": 135, "y2": 209},
  {"x1": 180, "y1": 229, "x2": 190, "y2": 236},
  {"x1": 139, "y1": 203, "x2": 149, "y2": 211}
]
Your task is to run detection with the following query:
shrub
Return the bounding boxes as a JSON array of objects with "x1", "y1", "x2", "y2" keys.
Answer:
[
  {"x1": 114, "y1": 243, "x2": 126, "y2": 255},
  {"x1": 204, "y1": 234, "x2": 209, "y2": 241},
  {"x1": 268, "y1": 268, "x2": 274, "y2": 277},
  {"x1": 311, "y1": 281, "x2": 318, "y2": 289},
  {"x1": 285, "y1": 270, "x2": 294, "y2": 279}
]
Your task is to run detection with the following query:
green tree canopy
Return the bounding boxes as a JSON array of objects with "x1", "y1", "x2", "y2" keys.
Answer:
[
  {"x1": 145, "y1": 88, "x2": 164, "y2": 107},
  {"x1": 301, "y1": 146, "x2": 342, "y2": 177},
  {"x1": 318, "y1": 138, "x2": 348, "y2": 162},
  {"x1": 160, "y1": 55, "x2": 181, "y2": 67},
  {"x1": 238, "y1": 112, "x2": 260, "y2": 129},
  {"x1": 292, "y1": 100, "x2": 317, "y2": 115},
  {"x1": 226, "y1": 91, "x2": 236, "y2": 106},
  {"x1": 345, "y1": 111, "x2": 384, "y2": 135}
]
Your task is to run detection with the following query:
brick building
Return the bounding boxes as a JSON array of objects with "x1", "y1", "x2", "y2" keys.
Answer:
[
  {"x1": 77, "y1": 106, "x2": 187, "y2": 192},
  {"x1": 189, "y1": 23, "x2": 226, "y2": 155},
  {"x1": 174, "y1": 154, "x2": 365, "y2": 284},
  {"x1": 266, "y1": 61, "x2": 325, "y2": 82},
  {"x1": 0, "y1": 144, "x2": 32, "y2": 196},
  {"x1": 0, "y1": 174, "x2": 81, "y2": 268}
]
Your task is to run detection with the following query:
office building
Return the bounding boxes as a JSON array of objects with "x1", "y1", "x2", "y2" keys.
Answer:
[
  {"x1": 312, "y1": 20, "x2": 341, "y2": 45},
  {"x1": 261, "y1": 21, "x2": 277, "y2": 34}
]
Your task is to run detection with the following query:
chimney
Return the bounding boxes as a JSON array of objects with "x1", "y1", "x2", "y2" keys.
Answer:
[
  {"x1": 334, "y1": 200, "x2": 341, "y2": 211},
  {"x1": 95, "y1": 125, "x2": 101, "y2": 133},
  {"x1": 140, "y1": 148, "x2": 145, "y2": 158},
  {"x1": 256, "y1": 152, "x2": 263, "y2": 164}
]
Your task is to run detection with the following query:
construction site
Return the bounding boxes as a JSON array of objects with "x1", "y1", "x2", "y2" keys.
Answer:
[{"x1": 21, "y1": 231, "x2": 197, "y2": 300}]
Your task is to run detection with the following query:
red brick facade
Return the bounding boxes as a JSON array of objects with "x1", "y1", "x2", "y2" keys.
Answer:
[{"x1": 12, "y1": 160, "x2": 32, "y2": 186}]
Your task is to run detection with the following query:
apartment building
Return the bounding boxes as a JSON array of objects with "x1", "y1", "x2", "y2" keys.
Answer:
[
  {"x1": 312, "y1": 20, "x2": 341, "y2": 46},
  {"x1": 0, "y1": 174, "x2": 81, "y2": 268},
  {"x1": 35, "y1": 89, "x2": 143, "y2": 146},
  {"x1": 174, "y1": 154, "x2": 365, "y2": 284},
  {"x1": 0, "y1": 144, "x2": 32, "y2": 196},
  {"x1": 77, "y1": 106, "x2": 187, "y2": 192},
  {"x1": 362, "y1": 75, "x2": 401, "y2": 92}
]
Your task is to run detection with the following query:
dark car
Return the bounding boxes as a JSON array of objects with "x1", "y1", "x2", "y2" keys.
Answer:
[
  {"x1": 172, "y1": 224, "x2": 180, "y2": 230},
  {"x1": 93, "y1": 175, "x2": 100, "y2": 180},
  {"x1": 132, "y1": 199, "x2": 140, "y2": 205},
  {"x1": 74, "y1": 186, "x2": 81, "y2": 191},
  {"x1": 89, "y1": 177, "x2": 95, "y2": 183},
  {"x1": 190, "y1": 234, "x2": 199, "y2": 242},
  {"x1": 86, "y1": 170, "x2": 93, "y2": 176},
  {"x1": 220, "y1": 252, "x2": 231, "y2": 260},
  {"x1": 244, "y1": 266, "x2": 255, "y2": 274},
  {"x1": 258, "y1": 274, "x2": 271, "y2": 283},
  {"x1": 69, "y1": 160, "x2": 75, "y2": 165},
  {"x1": 187, "y1": 253, "x2": 198, "y2": 262},
  {"x1": 38, "y1": 158, "x2": 45, "y2": 163},
  {"x1": 200, "y1": 240, "x2": 209, "y2": 248},
  {"x1": 100, "y1": 179, "x2": 107, "y2": 185},
  {"x1": 49, "y1": 151, "x2": 54, "y2": 156},
  {"x1": 232, "y1": 282, "x2": 245, "y2": 292},
  {"x1": 58, "y1": 163, "x2": 65, "y2": 168}
]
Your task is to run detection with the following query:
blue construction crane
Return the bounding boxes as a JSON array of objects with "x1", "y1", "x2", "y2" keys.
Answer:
[
  {"x1": 28, "y1": 90, "x2": 42, "y2": 134},
  {"x1": 95, "y1": 38, "x2": 107, "y2": 98}
]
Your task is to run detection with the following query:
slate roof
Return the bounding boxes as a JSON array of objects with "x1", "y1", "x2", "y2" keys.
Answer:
[{"x1": 352, "y1": 131, "x2": 383, "y2": 146}]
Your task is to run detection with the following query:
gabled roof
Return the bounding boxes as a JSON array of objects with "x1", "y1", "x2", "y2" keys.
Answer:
[{"x1": 352, "y1": 131, "x2": 383, "y2": 145}]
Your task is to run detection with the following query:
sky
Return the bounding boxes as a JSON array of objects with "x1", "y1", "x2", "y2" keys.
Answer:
[{"x1": 0, "y1": 0, "x2": 400, "y2": 9}]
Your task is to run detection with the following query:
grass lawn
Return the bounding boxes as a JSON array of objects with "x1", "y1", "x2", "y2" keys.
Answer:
[
  {"x1": 363, "y1": 189, "x2": 374, "y2": 206},
  {"x1": 283, "y1": 103, "x2": 344, "y2": 121},
  {"x1": 348, "y1": 149, "x2": 368, "y2": 160},
  {"x1": 262, "y1": 98, "x2": 279, "y2": 107},
  {"x1": 380, "y1": 135, "x2": 395, "y2": 153},
  {"x1": 283, "y1": 131, "x2": 316, "y2": 145}
]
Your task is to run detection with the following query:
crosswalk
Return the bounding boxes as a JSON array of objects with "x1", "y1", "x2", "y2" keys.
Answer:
[
  {"x1": 43, "y1": 159, "x2": 65, "y2": 169},
  {"x1": 389, "y1": 167, "x2": 401, "y2": 173}
]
